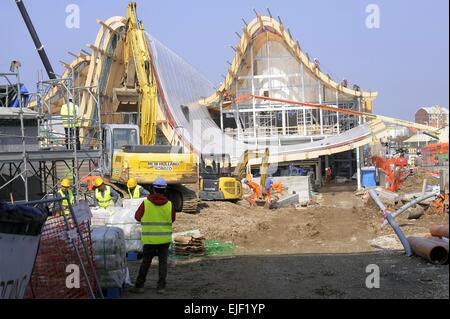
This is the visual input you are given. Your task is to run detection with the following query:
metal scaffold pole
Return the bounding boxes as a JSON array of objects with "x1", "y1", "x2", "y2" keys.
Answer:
[
  {"x1": 15, "y1": 63, "x2": 29, "y2": 201},
  {"x1": 71, "y1": 73, "x2": 79, "y2": 203},
  {"x1": 356, "y1": 97, "x2": 362, "y2": 190}
]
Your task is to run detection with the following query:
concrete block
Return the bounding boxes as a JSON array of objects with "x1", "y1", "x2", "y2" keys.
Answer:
[
  {"x1": 252, "y1": 176, "x2": 311, "y2": 204},
  {"x1": 270, "y1": 194, "x2": 300, "y2": 209}
]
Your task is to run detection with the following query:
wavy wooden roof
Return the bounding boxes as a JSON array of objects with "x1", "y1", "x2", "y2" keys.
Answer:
[{"x1": 201, "y1": 14, "x2": 378, "y2": 110}]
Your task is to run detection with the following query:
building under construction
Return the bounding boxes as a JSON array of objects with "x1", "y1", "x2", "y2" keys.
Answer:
[{"x1": 0, "y1": 2, "x2": 448, "y2": 301}]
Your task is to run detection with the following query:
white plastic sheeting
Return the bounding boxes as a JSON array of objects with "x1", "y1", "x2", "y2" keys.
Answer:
[
  {"x1": 91, "y1": 226, "x2": 127, "y2": 288},
  {"x1": 91, "y1": 205, "x2": 143, "y2": 253}
]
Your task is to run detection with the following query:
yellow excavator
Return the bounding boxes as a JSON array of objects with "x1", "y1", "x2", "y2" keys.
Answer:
[
  {"x1": 19, "y1": 2, "x2": 198, "y2": 212},
  {"x1": 199, "y1": 153, "x2": 243, "y2": 201},
  {"x1": 199, "y1": 148, "x2": 270, "y2": 202},
  {"x1": 104, "y1": 3, "x2": 199, "y2": 212}
]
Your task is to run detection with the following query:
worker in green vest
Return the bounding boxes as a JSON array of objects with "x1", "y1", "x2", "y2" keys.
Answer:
[
  {"x1": 127, "y1": 177, "x2": 150, "y2": 199},
  {"x1": 56, "y1": 178, "x2": 75, "y2": 216},
  {"x1": 131, "y1": 177, "x2": 175, "y2": 294},
  {"x1": 94, "y1": 177, "x2": 119, "y2": 208},
  {"x1": 60, "y1": 97, "x2": 81, "y2": 150}
]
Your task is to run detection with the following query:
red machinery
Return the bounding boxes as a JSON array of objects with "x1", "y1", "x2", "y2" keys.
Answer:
[{"x1": 371, "y1": 156, "x2": 410, "y2": 192}]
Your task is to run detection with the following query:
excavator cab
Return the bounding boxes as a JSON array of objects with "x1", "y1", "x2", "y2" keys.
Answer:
[{"x1": 199, "y1": 153, "x2": 242, "y2": 201}]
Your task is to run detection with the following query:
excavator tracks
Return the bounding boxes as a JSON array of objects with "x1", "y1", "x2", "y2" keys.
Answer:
[
  {"x1": 179, "y1": 185, "x2": 200, "y2": 214},
  {"x1": 169, "y1": 184, "x2": 200, "y2": 214}
]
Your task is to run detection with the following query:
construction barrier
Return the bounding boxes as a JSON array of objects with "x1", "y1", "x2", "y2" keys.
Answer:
[{"x1": 25, "y1": 216, "x2": 98, "y2": 299}]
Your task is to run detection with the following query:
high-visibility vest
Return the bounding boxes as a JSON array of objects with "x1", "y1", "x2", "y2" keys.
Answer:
[
  {"x1": 60, "y1": 102, "x2": 80, "y2": 128},
  {"x1": 95, "y1": 186, "x2": 113, "y2": 208},
  {"x1": 58, "y1": 189, "x2": 74, "y2": 215},
  {"x1": 141, "y1": 199, "x2": 172, "y2": 245},
  {"x1": 128, "y1": 185, "x2": 143, "y2": 199}
]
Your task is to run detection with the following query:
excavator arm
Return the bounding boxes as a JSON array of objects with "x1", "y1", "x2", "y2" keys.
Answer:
[
  {"x1": 114, "y1": 2, "x2": 158, "y2": 145},
  {"x1": 234, "y1": 148, "x2": 270, "y2": 188}
]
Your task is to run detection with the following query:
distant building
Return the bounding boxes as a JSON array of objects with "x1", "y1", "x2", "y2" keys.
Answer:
[
  {"x1": 403, "y1": 132, "x2": 437, "y2": 155},
  {"x1": 415, "y1": 106, "x2": 449, "y2": 128}
]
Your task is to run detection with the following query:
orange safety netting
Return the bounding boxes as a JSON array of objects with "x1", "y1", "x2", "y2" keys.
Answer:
[{"x1": 25, "y1": 216, "x2": 98, "y2": 299}]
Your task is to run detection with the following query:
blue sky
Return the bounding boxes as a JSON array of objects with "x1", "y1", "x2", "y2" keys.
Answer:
[{"x1": 1, "y1": 0, "x2": 448, "y2": 120}]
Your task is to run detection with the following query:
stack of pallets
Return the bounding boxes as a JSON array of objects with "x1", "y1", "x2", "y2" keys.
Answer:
[{"x1": 173, "y1": 235, "x2": 206, "y2": 256}]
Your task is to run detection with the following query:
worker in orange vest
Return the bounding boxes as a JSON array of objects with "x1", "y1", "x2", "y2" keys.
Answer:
[
  {"x1": 325, "y1": 167, "x2": 333, "y2": 184},
  {"x1": 242, "y1": 178, "x2": 260, "y2": 207},
  {"x1": 264, "y1": 177, "x2": 283, "y2": 206}
]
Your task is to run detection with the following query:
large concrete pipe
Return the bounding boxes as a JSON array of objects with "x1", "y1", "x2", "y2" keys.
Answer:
[
  {"x1": 407, "y1": 236, "x2": 448, "y2": 265},
  {"x1": 424, "y1": 235, "x2": 449, "y2": 260},
  {"x1": 430, "y1": 225, "x2": 449, "y2": 238}
]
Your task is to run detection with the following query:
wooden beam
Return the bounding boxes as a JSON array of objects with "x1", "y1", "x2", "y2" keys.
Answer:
[
  {"x1": 87, "y1": 44, "x2": 116, "y2": 61},
  {"x1": 59, "y1": 61, "x2": 71, "y2": 69},
  {"x1": 96, "y1": 19, "x2": 116, "y2": 33}
]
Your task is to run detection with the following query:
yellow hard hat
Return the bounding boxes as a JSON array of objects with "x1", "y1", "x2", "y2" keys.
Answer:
[
  {"x1": 127, "y1": 178, "x2": 137, "y2": 189},
  {"x1": 61, "y1": 179, "x2": 71, "y2": 188},
  {"x1": 94, "y1": 177, "x2": 104, "y2": 187}
]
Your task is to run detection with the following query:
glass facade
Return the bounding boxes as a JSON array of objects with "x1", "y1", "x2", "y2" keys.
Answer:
[{"x1": 228, "y1": 35, "x2": 362, "y2": 141}]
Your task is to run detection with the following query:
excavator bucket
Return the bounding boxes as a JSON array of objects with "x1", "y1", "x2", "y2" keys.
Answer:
[{"x1": 113, "y1": 87, "x2": 139, "y2": 112}]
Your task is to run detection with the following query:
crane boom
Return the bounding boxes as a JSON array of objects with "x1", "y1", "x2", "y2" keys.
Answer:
[{"x1": 15, "y1": 0, "x2": 56, "y2": 79}]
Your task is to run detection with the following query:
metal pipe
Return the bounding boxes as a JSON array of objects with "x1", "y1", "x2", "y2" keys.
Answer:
[
  {"x1": 407, "y1": 236, "x2": 448, "y2": 264},
  {"x1": 382, "y1": 191, "x2": 439, "y2": 227},
  {"x1": 430, "y1": 225, "x2": 449, "y2": 238},
  {"x1": 15, "y1": 0, "x2": 56, "y2": 79},
  {"x1": 369, "y1": 189, "x2": 412, "y2": 256}
]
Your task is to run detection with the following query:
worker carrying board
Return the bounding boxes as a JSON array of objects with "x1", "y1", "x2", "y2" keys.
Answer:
[
  {"x1": 131, "y1": 177, "x2": 176, "y2": 294},
  {"x1": 263, "y1": 177, "x2": 283, "y2": 206},
  {"x1": 60, "y1": 97, "x2": 81, "y2": 150},
  {"x1": 127, "y1": 178, "x2": 150, "y2": 199},
  {"x1": 93, "y1": 177, "x2": 120, "y2": 208},
  {"x1": 242, "y1": 178, "x2": 261, "y2": 207}
]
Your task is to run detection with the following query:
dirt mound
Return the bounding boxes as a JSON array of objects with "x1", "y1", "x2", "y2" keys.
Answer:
[
  {"x1": 173, "y1": 201, "x2": 276, "y2": 242},
  {"x1": 400, "y1": 168, "x2": 439, "y2": 194}
]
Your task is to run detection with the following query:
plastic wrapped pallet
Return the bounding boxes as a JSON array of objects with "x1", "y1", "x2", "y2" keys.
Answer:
[
  {"x1": 105, "y1": 206, "x2": 143, "y2": 254},
  {"x1": 90, "y1": 207, "x2": 109, "y2": 226},
  {"x1": 125, "y1": 239, "x2": 143, "y2": 253},
  {"x1": 91, "y1": 226, "x2": 127, "y2": 288},
  {"x1": 122, "y1": 198, "x2": 145, "y2": 211},
  {"x1": 107, "y1": 207, "x2": 136, "y2": 224}
]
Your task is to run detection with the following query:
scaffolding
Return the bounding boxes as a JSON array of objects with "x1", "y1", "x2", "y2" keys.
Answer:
[{"x1": 0, "y1": 67, "x2": 102, "y2": 203}]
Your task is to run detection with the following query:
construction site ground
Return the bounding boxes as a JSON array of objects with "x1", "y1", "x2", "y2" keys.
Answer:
[{"x1": 123, "y1": 172, "x2": 449, "y2": 299}]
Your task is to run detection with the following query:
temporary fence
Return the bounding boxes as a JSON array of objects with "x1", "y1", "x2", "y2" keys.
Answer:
[
  {"x1": 23, "y1": 197, "x2": 102, "y2": 299},
  {"x1": 25, "y1": 216, "x2": 96, "y2": 299}
]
